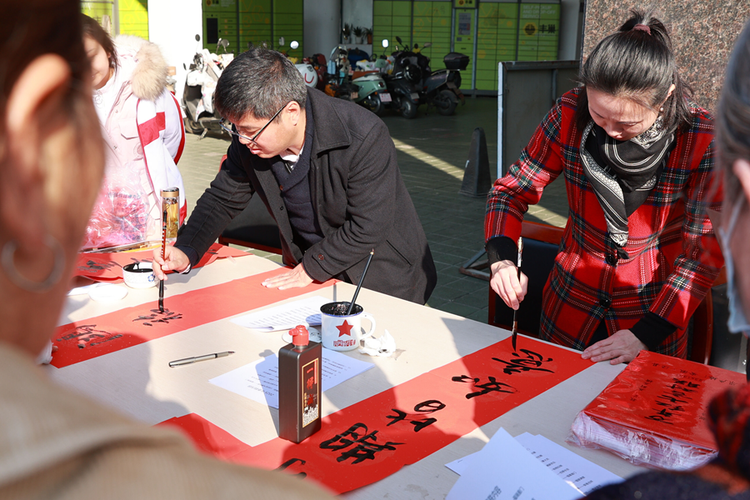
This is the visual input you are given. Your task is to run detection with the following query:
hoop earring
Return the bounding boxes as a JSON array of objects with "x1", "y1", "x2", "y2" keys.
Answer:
[{"x1": 1, "y1": 235, "x2": 65, "y2": 293}]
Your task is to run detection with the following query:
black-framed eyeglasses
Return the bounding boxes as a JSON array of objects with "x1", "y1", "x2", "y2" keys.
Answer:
[{"x1": 220, "y1": 102, "x2": 289, "y2": 147}]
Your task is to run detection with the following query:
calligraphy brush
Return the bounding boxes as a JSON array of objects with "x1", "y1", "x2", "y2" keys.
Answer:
[
  {"x1": 511, "y1": 236, "x2": 523, "y2": 352},
  {"x1": 346, "y1": 249, "x2": 374, "y2": 315},
  {"x1": 158, "y1": 207, "x2": 167, "y2": 313}
]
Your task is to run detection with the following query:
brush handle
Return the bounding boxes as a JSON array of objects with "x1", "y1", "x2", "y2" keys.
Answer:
[
  {"x1": 158, "y1": 208, "x2": 168, "y2": 312},
  {"x1": 346, "y1": 250, "x2": 374, "y2": 315}
]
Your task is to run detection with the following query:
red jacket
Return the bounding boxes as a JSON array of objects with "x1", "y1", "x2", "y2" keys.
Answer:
[{"x1": 485, "y1": 88, "x2": 723, "y2": 357}]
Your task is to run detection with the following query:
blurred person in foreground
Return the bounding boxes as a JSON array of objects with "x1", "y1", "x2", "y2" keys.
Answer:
[
  {"x1": 585, "y1": 18, "x2": 750, "y2": 500},
  {"x1": 715, "y1": 14, "x2": 750, "y2": 382},
  {"x1": 485, "y1": 9, "x2": 723, "y2": 364},
  {"x1": 0, "y1": 1, "x2": 332, "y2": 497}
]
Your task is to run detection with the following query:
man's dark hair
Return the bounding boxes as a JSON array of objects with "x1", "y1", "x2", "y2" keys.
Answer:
[
  {"x1": 575, "y1": 9, "x2": 693, "y2": 131},
  {"x1": 214, "y1": 47, "x2": 307, "y2": 123}
]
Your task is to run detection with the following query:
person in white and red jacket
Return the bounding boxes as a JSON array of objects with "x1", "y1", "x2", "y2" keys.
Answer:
[{"x1": 81, "y1": 15, "x2": 186, "y2": 250}]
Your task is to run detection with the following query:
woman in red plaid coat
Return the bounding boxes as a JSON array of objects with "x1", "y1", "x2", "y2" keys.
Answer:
[{"x1": 485, "y1": 9, "x2": 723, "y2": 364}]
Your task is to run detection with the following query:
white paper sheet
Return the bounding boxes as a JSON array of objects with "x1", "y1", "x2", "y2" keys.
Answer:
[
  {"x1": 514, "y1": 433, "x2": 622, "y2": 495},
  {"x1": 230, "y1": 295, "x2": 329, "y2": 331},
  {"x1": 209, "y1": 349, "x2": 373, "y2": 408},
  {"x1": 446, "y1": 431, "x2": 623, "y2": 498},
  {"x1": 446, "y1": 428, "x2": 582, "y2": 500}
]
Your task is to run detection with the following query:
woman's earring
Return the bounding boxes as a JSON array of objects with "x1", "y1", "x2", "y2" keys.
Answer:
[{"x1": 1, "y1": 235, "x2": 65, "y2": 293}]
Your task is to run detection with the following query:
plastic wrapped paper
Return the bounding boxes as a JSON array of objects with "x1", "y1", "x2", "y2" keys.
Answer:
[
  {"x1": 83, "y1": 162, "x2": 152, "y2": 250},
  {"x1": 568, "y1": 351, "x2": 745, "y2": 471}
]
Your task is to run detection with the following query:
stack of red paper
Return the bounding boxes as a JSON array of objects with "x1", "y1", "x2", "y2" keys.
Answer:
[{"x1": 568, "y1": 351, "x2": 746, "y2": 470}]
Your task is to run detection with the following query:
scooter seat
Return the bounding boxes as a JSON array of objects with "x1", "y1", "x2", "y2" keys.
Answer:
[{"x1": 353, "y1": 70, "x2": 381, "y2": 80}]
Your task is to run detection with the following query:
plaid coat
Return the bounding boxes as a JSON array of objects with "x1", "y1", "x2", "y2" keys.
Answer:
[{"x1": 485, "y1": 88, "x2": 723, "y2": 358}]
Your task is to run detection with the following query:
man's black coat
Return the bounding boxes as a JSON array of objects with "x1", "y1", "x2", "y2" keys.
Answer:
[{"x1": 177, "y1": 88, "x2": 437, "y2": 304}]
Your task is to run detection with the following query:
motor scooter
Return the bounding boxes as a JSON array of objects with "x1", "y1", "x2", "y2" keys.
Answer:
[
  {"x1": 324, "y1": 45, "x2": 390, "y2": 116},
  {"x1": 394, "y1": 37, "x2": 468, "y2": 116},
  {"x1": 182, "y1": 35, "x2": 233, "y2": 137},
  {"x1": 381, "y1": 39, "x2": 421, "y2": 119},
  {"x1": 351, "y1": 60, "x2": 391, "y2": 116},
  {"x1": 305, "y1": 53, "x2": 329, "y2": 92},
  {"x1": 322, "y1": 45, "x2": 358, "y2": 101},
  {"x1": 420, "y1": 52, "x2": 468, "y2": 116},
  {"x1": 279, "y1": 39, "x2": 319, "y2": 89}
]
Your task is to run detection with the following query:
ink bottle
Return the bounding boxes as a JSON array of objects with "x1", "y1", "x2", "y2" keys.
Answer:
[{"x1": 278, "y1": 325, "x2": 322, "y2": 443}]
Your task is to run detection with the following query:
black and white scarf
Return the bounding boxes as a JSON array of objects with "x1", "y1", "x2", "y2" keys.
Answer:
[{"x1": 580, "y1": 119, "x2": 675, "y2": 247}]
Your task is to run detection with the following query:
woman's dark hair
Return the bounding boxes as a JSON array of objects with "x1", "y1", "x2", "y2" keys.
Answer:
[
  {"x1": 575, "y1": 9, "x2": 693, "y2": 132},
  {"x1": 81, "y1": 14, "x2": 118, "y2": 69},
  {"x1": 0, "y1": 0, "x2": 90, "y2": 140}
]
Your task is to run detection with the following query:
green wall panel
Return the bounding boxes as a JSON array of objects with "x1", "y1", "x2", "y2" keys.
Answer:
[
  {"x1": 202, "y1": 0, "x2": 303, "y2": 57},
  {"x1": 119, "y1": 0, "x2": 149, "y2": 38},
  {"x1": 517, "y1": 3, "x2": 560, "y2": 61},
  {"x1": 82, "y1": 1, "x2": 115, "y2": 26},
  {"x1": 411, "y1": 1, "x2": 452, "y2": 69},
  {"x1": 373, "y1": 0, "x2": 559, "y2": 91}
]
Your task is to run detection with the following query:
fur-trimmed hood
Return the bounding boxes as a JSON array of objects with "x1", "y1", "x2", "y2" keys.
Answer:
[{"x1": 114, "y1": 35, "x2": 168, "y2": 102}]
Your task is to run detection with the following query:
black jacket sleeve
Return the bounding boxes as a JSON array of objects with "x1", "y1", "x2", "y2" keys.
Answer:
[{"x1": 174, "y1": 138, "x2": 255, "y2": 265}]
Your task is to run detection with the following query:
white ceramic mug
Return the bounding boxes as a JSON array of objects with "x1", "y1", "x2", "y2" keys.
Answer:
[{"x1": 320, "y1": 301, "x2": 376, "y2": 351}]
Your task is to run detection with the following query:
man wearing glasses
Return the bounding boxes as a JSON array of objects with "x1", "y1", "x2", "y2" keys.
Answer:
[{"x1": 154, "y1": 48, "x2": 437, "y2": 304}]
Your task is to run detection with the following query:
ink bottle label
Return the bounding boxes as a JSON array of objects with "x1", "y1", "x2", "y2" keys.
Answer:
[{"x1": 301, "y1": 358, "x2": 319, "y2": 427}]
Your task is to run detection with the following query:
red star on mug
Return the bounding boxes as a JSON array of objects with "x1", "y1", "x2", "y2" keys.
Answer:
[{"x1": 337, "y1": 320, "x2": 354, "y2": 337}]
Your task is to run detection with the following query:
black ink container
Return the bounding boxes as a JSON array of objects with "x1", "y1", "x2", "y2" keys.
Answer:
[{"x1": 279, "y1": 325, "x2": 322, "y2": 443}]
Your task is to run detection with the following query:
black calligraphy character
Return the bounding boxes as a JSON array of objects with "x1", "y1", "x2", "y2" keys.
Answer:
[
  {"x1": 78, "y1": 260, "x2": 119, "y2": 273},
  {"x1": 337, "y1": 431, "x2": 402, "y2": 464},
  {"x1": 645, "y1": 413, "x2": 674, "y2": 425},
  {"x1": 320, "y1": 424, "x2": 403, "y2": 464},
  {"x1": 386, "y1": 400, "x2": 445, "y2": 432},
  {"x1": 671, "y1": 379, "x2": 700, "y2": 390},
  {"x1": 337, "y1": 434, "x2": 402, "y2": 464},
  {"x1": 57, "y1": 324, "x2": 120, "y2": 348},
  {"x1": 320, "y1": 423, "x2": 369, "y2": 451},
  {"x1": 89, "y1": 334, "x2": 123, "y2": 346},
  {"x1": 79, "y1": 332, "x2": 105, "y2": 347},
  {"x1": 409, "y1": 417, "x2": 437, "y2": 432},
  {"x1": 275, "y1": 458, "x2": 307, "y2": 479},
  {"x1": 493, "y1": 348, "x2": 554, "y2": 375},
  {"x1": 133, "y1": 309, "x2": 183, "y2": 327},
  {"x1": 453, "y1": 375, "x2": 515, "y2": 399},
  {"x1": 386, "y1": 409, "x2": 408, "y2": 426},
  {"x1": 656, "y1": 394, "x2": 689, "y2": 405}
]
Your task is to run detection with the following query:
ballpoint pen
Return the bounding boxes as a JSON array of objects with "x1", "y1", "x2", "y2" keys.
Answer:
[
  {"x1": 512, "y1": 236, "x2": 523, "y2": 352},
  {"x1": 169, "y1": 351, "x2": 235, "y2": 367}
]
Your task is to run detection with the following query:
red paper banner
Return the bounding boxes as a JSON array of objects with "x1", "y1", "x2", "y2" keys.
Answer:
[
  {"x1": 571, "y1": 350, "x2": 747, "y2": 470},
  {"x1": 159, "y1": 338, "x2": 593, "y2": 494},
  {"x1": 53, "y1": 268, "x2": 334, "y2": 368},
  {"x1": 75, "y1": 243, "x2": 249, "y2": 282}
]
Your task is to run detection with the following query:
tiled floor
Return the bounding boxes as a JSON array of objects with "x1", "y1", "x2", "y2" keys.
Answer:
[{"x1": 178, "y1": 96, "x2": 568, "y2": 323}]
